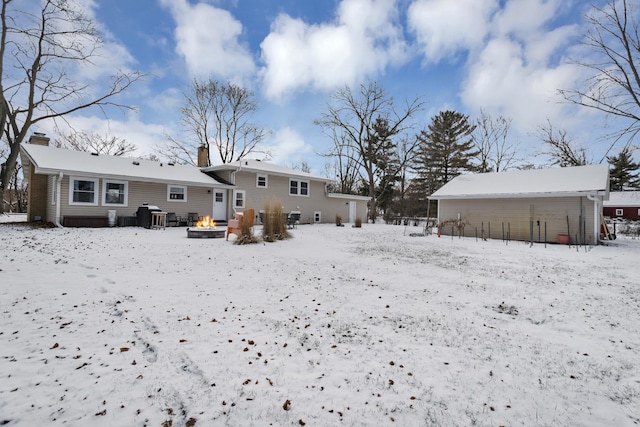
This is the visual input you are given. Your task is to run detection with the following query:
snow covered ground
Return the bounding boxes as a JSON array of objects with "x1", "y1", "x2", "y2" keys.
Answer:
[{"x1": 1, "y1": 222, "x2": 639, "y2": 426}]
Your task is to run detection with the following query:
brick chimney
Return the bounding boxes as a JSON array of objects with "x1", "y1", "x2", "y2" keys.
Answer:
[
  {"x1": 28, "y1": 132, "x2": 50, "y2": 146},
  {"x1": 25, "y1": 133, "x2": 50, "y2": 222},
  {"x1": 197, "y1": 145, "x2": 209, "y2": 167}
]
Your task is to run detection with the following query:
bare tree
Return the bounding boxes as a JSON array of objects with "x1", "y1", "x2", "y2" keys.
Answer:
[
  {"x1": 472, "y1": 109, "x2": 518, "y2": 172},
  {"x1": 0, "y1": 0, "x2": 143, "y2": 213},
  {"x1": 321, "y1": 129, "x2": 361, "y2": 194},
  {"x1": 159, "y1": 79, "x2": 269, "y2": 166},
  {"x1": 390, "y1": 135, "x2": 420, "y2": 217},
  {"x1": 559, "y1": 0, "x2": 640, "y2": 142},
  {"x1": 55, "y1": 131, "x2": 137, "y2": 156},
  {"x1": 315, "y1": 81, "x2": 423, "y2": 222},
  {"x1": 538, "y1": 120, "x2": 589, "y2": 166}
]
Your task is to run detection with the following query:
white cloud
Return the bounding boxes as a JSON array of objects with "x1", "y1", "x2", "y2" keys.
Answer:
[
  {"x1": 265, "y1": 127, "x2": 313, "y2": 165},
  {"x1": 260, "y1": 0, "x2": 408, "y2": 100},
  {"x1": 461, "y1": 37, "x2": 581, "y2": 133},
  {"x1": 407, "y1": 0, "x2": 498, "y2": 63},
  {"x1": 409, "y1": 0, "x2": 584, "y2": 135},
  {"x1": 37, "y1": 114, "x2": 168, "y2": 159},
  {"x1": 160, "y1": 0, "x2": 255, "y2": 81},
  {"x1": 491, "y1": 0, "x2": 564, "y2": 38}
]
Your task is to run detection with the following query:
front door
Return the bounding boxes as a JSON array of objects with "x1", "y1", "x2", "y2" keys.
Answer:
[{"x1": 213, "y1": 190, "x2": 227, "y2": 220}]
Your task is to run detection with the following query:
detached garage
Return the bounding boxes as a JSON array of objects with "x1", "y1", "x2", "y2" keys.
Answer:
[{"x1": 429, "y1": 165, "x2": 610, "y2": 245}]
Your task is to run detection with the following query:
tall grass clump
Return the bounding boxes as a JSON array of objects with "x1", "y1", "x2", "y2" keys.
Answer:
[
  {"x1": 234, "y1": 206, "x2": 258, "y2": 245},
  {"x1": 262, "y1": 200, "x2": 291, "y2": 242}
]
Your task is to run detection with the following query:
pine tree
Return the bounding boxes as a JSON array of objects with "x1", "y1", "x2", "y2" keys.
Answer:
[
  {"x1": 413, "y1": 110, "x2": 478, "y2": 193},
  {"x1": 608, "y1": 147, "x2": 640, "y2": 190}
]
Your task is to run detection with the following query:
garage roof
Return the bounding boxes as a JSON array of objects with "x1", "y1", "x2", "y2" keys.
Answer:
[{"x1": 430, "y1": 165, "x2": 610, "y2": 199}]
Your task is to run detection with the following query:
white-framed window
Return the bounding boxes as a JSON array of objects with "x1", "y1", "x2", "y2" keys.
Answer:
[
  {"x1": 256, "y1": 174, "x2": 268, "y2": 188},
  {"x1": 215, "y1": 191, "x2": 224, "y2": 203},
  {"x1": 69, "y1": 176, "x2": 99, "y2": 206},
  {"x1": 167, "y1": 185, "x2": 187, "y2": 202},
  {"x1": 103, "y1": 180, "x2": 128, "y2": 206},
  {"x1": 615, "y1": 208, "x2": 623, "y2": 216},
  {"x1": 290, "y1": 179, "x2": 309, "y2": 196},
  {"x1": 234, "y1": 190, "x2": 246, "y2": 209},
  {"x1": 314, "y1": 211, "x2": 321, "y2": 223}
]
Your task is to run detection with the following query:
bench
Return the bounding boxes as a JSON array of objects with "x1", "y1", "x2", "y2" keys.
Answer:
[{"x1": 62, "y1": 216, "x2": 109, "y2": 228}]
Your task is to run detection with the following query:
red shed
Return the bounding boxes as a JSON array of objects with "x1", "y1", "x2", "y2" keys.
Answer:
[{"x1": 603, "y1": 192, "x2": 640, "y2": 221}]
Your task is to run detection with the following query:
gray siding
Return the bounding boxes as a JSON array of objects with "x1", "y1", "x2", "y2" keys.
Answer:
[
  {"x1": 57, "y1": 175, "x2": 215, "y2": 222},
  {"x1": 438, "y1": 197, "x2": 597, "y2": 244},
  {"x1": 233, "y1": 171, "x2": 367, "y2": 224}
]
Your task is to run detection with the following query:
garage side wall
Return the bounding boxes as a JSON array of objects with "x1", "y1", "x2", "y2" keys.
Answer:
[{"x1": 438, "y1": 197, "x2": 597, "y2": 244}]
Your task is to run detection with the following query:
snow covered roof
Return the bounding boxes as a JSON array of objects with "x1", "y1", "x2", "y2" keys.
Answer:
[
  {"x1": 430, "y1": 165, "x2": 610, "y2": 199},
  {"x1": 20, "y1": 143, "x2": 232, "y2": 188},
  {"x1": 604, "y1": 191, "x2": 640, "y2": 207},
  {"x1": 204, "y1": 159, "x2": 332, "y2": 182}
]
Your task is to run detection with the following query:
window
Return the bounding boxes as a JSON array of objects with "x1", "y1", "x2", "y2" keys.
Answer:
[
  {"x1": 69, "y1": 177, "x2": 98, "y2": 206},
  {"x1": 167, "y1": 185, "x2": 187, "y2": 202},
  {"x1": 234, "y1": 190, "x2": 245, "y2": 208},
  {"x1": 290, "y1": 179, "x2": 310, "y2": 196},
  {"x1": 103, "y1": 180, "x2": 128, "y2": 206},
  {"x1": 314, "y1": 211, "x2": 321, "y2": 223},
  {"x1": 616, "y1": 208, "x2": 623, "y2": 216},
  {"x1": 256, "y1": 174, "x2": 268, "y2": 188},
  {"x1": 215, "y1": 192, "x2": 224, "y2": 203}
]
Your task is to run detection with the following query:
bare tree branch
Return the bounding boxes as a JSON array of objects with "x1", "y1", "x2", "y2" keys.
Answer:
[
  {"x1": 559, "y1": 0, "x2": 640, "y2": 142},
  {"x1": 538, "y1": 120, "x2": 589, "y2": 166},
  {"x1": 0, "y1": 0, "x2": 144, "y2": 212},
  {"x1": 315, "y1": 81, "x2": 423, "y2": 222},
  {"x1": 160, "y1": 79, "x2": 270, "y2": 166}
]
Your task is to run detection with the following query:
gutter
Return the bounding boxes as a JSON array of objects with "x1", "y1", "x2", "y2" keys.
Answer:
[
  {"x1": 55, "y1": 172, "x2": 63, "y2": 227},
  {"x1": 587, "y1": 193, "x2": 602, "y2": 245}
]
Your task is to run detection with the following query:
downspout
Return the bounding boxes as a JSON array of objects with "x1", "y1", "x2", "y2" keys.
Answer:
[
  {"x1": 55, "y1": 172, "x2": 63, "y2": 227},
  {"x1": 587, "y1": 193, "x2": 600, "y2": 245}
]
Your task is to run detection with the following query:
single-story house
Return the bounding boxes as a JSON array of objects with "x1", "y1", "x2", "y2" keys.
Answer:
[
  {"x1": 20, "y1": 134, "x2": 370, "y2": 227},
  {"x1": 603, "y1": 191, "x2": 640, "y2": 221},
  {"x1": 202, "y1": 156, "x2": 370, "y2": 225},
  {"x1": 429, "y1": 165, "x2": 610, "y2": 245},
  {"x1": 20, "y1": 134, "x2": 234, "y2": 227}
]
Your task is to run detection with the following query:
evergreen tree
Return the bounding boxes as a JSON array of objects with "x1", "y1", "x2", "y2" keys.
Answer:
[
  {"x1": 608, "y1": 147, "x2": 640, "y2": 190},
  {"x1": 413, "y1": 110, "x2": 478, "y2": 193}
]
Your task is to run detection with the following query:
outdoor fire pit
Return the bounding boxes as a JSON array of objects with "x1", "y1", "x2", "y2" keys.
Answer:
[{"x1": 186, "y1": 216, "x2": 225, "y2": 238}]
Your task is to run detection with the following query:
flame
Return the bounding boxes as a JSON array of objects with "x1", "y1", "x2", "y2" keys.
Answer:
[{"x1": 195, "y1": 216, "x2": 216, "y2": 228}]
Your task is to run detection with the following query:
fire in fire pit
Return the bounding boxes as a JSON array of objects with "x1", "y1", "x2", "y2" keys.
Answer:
[{"x1": 186, "y1": 216, "x2": 225, "y2": 238}]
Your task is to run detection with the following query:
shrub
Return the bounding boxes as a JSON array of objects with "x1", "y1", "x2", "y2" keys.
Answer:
[
  {"x1": 335, "y1": 215, "x2": 343, "y2": 227},
  {"x1": 354, "y1": 217, "x2": 362, "y2": 228},
  {"x1": 262, "y1": 199, "x2": 291, "y2": 242}
]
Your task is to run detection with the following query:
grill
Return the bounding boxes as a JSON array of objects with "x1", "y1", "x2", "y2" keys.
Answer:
[{"x1": 136, "y1": 205, "x2": 161, "y2": 229}]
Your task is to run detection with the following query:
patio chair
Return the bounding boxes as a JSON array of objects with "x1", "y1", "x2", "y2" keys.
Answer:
[
  {"x1": 226, "y1": 208, "x2": 255, "y2": 240},
  {"x1": 166, "y1": 212, "x2": 180, "y2": 227},
  {"x1": 287, "y1": 211, "x2": 301, "y2": 229},
  {"x1": 187, "y1": 212, "x2": 199, "y2": 226}
]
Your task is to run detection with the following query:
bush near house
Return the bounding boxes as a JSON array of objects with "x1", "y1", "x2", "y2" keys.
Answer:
[{"x1": 262, "y1": 200, "x2": 290, "y2": 242}]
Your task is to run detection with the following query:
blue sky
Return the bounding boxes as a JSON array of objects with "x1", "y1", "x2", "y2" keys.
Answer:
[{"x1": 35, "y1": 0, "x2": 622, "y2": 174}]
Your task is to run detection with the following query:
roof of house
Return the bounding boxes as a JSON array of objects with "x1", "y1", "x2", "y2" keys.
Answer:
[
  {"x1": 20, "y1": 143, "x2": 233, "y2": 188},
  {"x1": 603, "y1": 191, "x2": 640, "y2": 207},
  {"x1": 204, "y1": 159, "x2": 333, "y2": 182},
  {"x1": 430, "y1": 165, "x2": 610, "y2": 199}
]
